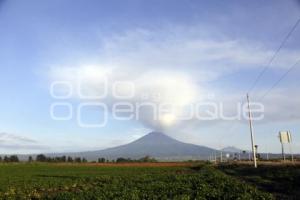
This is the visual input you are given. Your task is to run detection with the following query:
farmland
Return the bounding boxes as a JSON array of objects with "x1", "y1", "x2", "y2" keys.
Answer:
[
  {"x1": 218, "y1": 162, "x2": 300, "y2": 199},
  {"x1": 0, "y1": 162, "x2": 277, "y2": 200}
]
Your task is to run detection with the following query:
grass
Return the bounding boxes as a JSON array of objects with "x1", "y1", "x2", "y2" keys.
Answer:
[
  {"x1": 0, "y1": 162, "x2": 273, "y2": 199},
  {"x1": 218, "y1": 163, "x2": 300, "y2": 199}
]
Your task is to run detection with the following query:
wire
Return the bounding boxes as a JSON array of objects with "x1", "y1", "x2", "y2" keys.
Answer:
[
  {"x1": 218, "y1": 17, "x2": 300, "y2": 150},
  {"x1": 257, "y1": 59, "x2": 300, "y2": 101},
  {"x1": 247, "y1": 18, "x2": 300, "y2": 95}
]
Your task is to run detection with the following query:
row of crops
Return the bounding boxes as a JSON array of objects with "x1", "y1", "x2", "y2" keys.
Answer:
[{"x1": 0, "y1": 163, "x2": 273, "y2": 199}]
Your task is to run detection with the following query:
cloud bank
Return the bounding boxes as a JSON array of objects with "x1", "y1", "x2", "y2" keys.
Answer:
[
  {"x1": 0, "y1": 132, "x2": 48, "y2": 152},
  {"x1": 48, "y1": 25, "x2": 300, "y2": 135}
]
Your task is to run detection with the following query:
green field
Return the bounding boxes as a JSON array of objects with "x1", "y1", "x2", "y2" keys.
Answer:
[
  {"x1": 0, "y1": 163, "x2": 279, "y2": 199},
  {"x1": 218, "y1": 163, "x2": 300, "y2": 200}
]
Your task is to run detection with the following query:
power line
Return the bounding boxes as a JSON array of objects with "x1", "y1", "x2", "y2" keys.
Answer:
[
  {"x1": 217, "y1": 18, "x2": 300, "y2": 153},
  {"x1": 238, "y1": 18, "x2": 300, "y2": 164},
  {"x1": 247, "y1": 18, "x2": 300, "y2": 95},
  {"x1": 257, "y1": 59, "x2": 300, "y2": 101}
]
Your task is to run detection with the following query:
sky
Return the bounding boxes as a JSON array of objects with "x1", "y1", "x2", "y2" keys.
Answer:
[{"x1": 0, "y1": 0, "x2": 300, "y2": 154}]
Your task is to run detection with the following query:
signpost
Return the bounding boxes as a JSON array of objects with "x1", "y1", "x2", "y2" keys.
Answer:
[{"x1": 279, "y1": 131, "x2": 293, "y2": 162}]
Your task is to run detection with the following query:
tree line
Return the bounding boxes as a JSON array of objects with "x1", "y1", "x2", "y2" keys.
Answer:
[
  {"x1": 116, "y1": 156, "x2": 157, "y2": 163},
  {"x1": 0, "y1": 155, "x2": 19, "y2": 162},
  {"x1": 0, "y1": 154, "x2": 157, "y2": 163}
]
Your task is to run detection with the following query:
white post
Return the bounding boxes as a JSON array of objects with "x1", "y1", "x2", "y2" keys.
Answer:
[
  {"x1": 220, "y1": 151, "x2": 223, "y2": 162},
  {"x1": 247, "y1": 94, "x2": 257, "y2": 168},
  {"x1": 214, "y1": 151, "x2": 217, "y2": 164},
  {"x1": 266, "y1": 146, "x2": 269, "y2": 160},
  {"x1": 289, "y1": 143, "x2": 294, "y2": 163},
  {"x1": 281, "y1": 142, "x2": 286, "y2": 162},
  {"x1": 288, "y1": 131, "x2": 294, "y2": 163}
]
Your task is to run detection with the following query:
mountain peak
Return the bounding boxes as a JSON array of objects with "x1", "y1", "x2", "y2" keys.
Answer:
[
  {"x1": 147, "y1": 131, "x2": 165, "y2": 135},
  {"x1": 133, "y1": 131, "x2": 177, "y2": 145},
  {"x1": 145, "y1": 131, "x2": 170, "y2": 138},
  {"x1": 221, "y1": 146, "x2": 243, "y2": 153},
  {"x1": 77, "y1": 131, "x2": 216, "y2": 160}
]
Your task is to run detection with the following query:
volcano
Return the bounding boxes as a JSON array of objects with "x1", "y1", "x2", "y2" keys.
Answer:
[{"x1": 75, "y1": 132, "x2": 216, "y2": 160}]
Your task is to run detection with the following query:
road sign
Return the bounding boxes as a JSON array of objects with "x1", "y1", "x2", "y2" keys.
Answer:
[{"x1": 279, "y1": 131, "x2": 292, "y2": 143}]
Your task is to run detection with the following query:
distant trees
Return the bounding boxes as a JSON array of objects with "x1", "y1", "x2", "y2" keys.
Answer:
[
  {"x1": 0, "y1": 155, "x2": 20, "y2": 162},
  {"x1": 0, "y1": 154, "x2": 157, "y2": 163},
  {"x1": 116, "y1": 157, "x2": 128, "y2": 163},
  {"x1": 67, "y1": 156, "x2": 73, "y2": 162},
  {"x1": 34, "y1": 154, "x2": 88, "y2": 163},
  {"x1": 10, "y1": 155, "x2": 19, "y2": 162},
  {"x1": 139, "y1": 155, "x2": 157, "y2": 162},
  {"x1": 36, "y1": 154, "x2": 47, "y2": 162},
  {"x1": 4, "y1": 156, "x2": 9, "y2": 162},
  {"x1": 98, "y1": 158, "x2": 106, "y2": 163},
  {"x1": 61, "y1": 155, "x2": 66, "y2": 162},
  {"x1": 116, "y1": 156, "x2": 157, "y2": 163}
]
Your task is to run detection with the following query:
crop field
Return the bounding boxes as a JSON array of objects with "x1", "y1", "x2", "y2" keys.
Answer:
[
  {"x1": 0, "y1": 162, "x2": 278, "y2": 200},
  {"x1": 218, "y1": 163, "x2": 300, "y2": 200}
]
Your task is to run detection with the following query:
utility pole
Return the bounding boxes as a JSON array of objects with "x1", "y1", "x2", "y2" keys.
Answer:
[
  {"x1": 214, "y1": 151, "x2": 217, "y2": 164},
  {"x1": 247, "y1": 94, "x2": 257, "y2": 168},
  {"x1": 220, "y1": 151, "x2": 223, "y2": 162}
]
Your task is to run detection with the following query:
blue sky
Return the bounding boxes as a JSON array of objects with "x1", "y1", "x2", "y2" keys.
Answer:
[{"x1": 0, "y1": 0, "x2": 300, "y2": 154}]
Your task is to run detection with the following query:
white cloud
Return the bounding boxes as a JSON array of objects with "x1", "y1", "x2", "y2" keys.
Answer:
[
  {"x1": 48, "y1": 25, "x2": 300, "y2": 138},
  {"x1": 99, "y1": 26, "x2": 300, "y2": 80},
  {"x1": 0, "y1": 132, "x2": 49, "y2": 153},
  {"x1": 0, "y1": 132, "x2": 37, "y2": 143}
]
